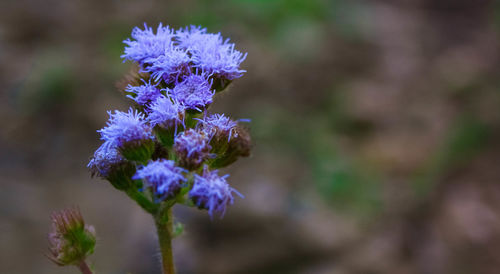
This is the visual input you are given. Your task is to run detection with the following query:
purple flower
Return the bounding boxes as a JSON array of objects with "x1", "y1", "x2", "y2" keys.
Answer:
[
  {"x1": 125, "y1": 81, "x2": 161, "y2": 106},
  {"x1": 133, "y1": 159, "x2": 186, "y2": 200},
  {"x1": 88, "y1": 141, "x2": 125, "y2": 177},
  {"x1": 148, "y1": 95, "x2": 185, "y2": 130},
  {"x1": 176, "y1": 25, "x2": 247, "y2": 80},
  {"x1": 145, "y1": 46, "x2": 191, "y2": 84},
  {"x1": 98, "y1": 108, "x2": 153, "y2": 148},
  {"x1": 174, "y1": 129, "x2": 211, "y2": 170},
  {"x1": 198, "y1": 113, "x2": 239, "y2": 141},
  {"x1": 122, "y1": 23, "x2": 175, "y2": 65},
  {"x1": 168, "y1": 73, "x2": 214, "y2": 111},
  {"x1": 189, "y1": 167, "x2": 243, "y2": 218}
]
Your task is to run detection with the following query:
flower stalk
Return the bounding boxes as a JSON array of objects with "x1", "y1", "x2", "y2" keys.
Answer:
[
  {"x1": 77, "y1": 261, "x2": 93, "y2": 274},
  {"x1": 155, "y1": 208, "x2": 175, "y2": 274}
]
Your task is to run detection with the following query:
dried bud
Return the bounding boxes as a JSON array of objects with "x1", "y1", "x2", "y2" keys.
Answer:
[{"x1": 47, "y1": 208, "x2": 96, "y2": 266}]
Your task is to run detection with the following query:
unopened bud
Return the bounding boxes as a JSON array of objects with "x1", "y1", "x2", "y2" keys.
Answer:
[
  {"x1": 210, "y1": 125, "x2": 251, "y2": 168},
  {"x1": 47, "y1": 208, "x2": 96, "y2": 266}
]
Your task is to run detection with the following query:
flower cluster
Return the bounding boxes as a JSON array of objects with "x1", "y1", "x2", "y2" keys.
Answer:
[{"x1": 89, "y1": 23, "x2": 251, "y2": 218}]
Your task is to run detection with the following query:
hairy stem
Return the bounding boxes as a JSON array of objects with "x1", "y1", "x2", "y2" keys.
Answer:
[
  {"x1": 77, "y1": 260, "x2": 93, "y2": 274},
  {"x1": 155, "y1": 208, "x2": 175, "y2": 274}
]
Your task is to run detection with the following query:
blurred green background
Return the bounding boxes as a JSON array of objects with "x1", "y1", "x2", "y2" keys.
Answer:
[{"x1": 1, "y1": 0, "x2": 500, "y2": 273}]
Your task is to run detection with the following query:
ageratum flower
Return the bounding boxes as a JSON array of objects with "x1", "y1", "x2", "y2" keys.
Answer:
[
  {"x1": 87, "y1": 141, "x2": 136, "y2": 189},
  {"x1": 133, "y1": 159, "x2": 186, "y2": 200},
  {"x1": 189, "y1": 167, "x2": 243, "y2": 218},
  {"x1": 98, "y1": 108, "x2": 152, "y2": 148},
  {"x1": 87, "y1": 141, "x2": 125, "y2": 178},
  {"x1": 125, "y1": 81, "x2": 162, "y2": 106},
  {"x1": 198, "y1": 113, "x2": 238, "y2": 142},
  {"x1": 148, "y1": 95, "x2": 185, "y2": 129},
  {"x1": 174, "y1": 129, "x2": 211, "y2": 170},
  {"x1": 145, "y1": 46, "x2": 191, "y2": 84},
  {"x1": 122, "y1": 23, "x2": 175, "y2": 66},
  {"x1": 47, "y1": 208, "x2": 96, "y2": 266},
  {"x1": 176, "y1": 25, "x2": 247, "y2": 81},
  {"x1": 168, "y1": 73, "x2": 214, "y2": 111},
  {"x1": 98, "y1": 108, "x2": 154, "y2": 162}
]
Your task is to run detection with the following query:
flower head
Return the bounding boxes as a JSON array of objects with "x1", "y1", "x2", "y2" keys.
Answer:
[
  {"x1": 98, "y1": 108, "x2": 154, "y2": 161},
  {"x1": 98, "y1": 108, "x2": 153, "y2": 148},
  {"x1": 168, "y1": 73, "x2": 214, "y2": 111},
  {"x1": 87, "y1": 141, "x2": 125, "y2": 178},
  {"x1": 198, "y1": 113, "x2": 239, "y2": 142},
  {"x1": 122, "y1": 23, "x2": 175, "y2": 65},
  {"x1": 125, "y1": 81, "x2": 162, "y2": 106},
  {"x1": 87, "y1": 141, "x2": 136, "y2": 189},
  {"x1": 189, "y1": 167, "x2": 243, "y2": 218},
  {"x1": 176, "y1": 25, "x2": 247, "y2": 81},
  {"x1": 145, "y1": 46, "x2": 191, "y2": 84},
  {"x1": 133, "y1": 159, "x2": 186, "y2": 200},
  {"x1": 148, "y1": 95, "x2": 185, "y2": 130},
  {"x1": 174, "y1": 129, "x2": 212, "y2": 170},
  {"x1": 47, "y1": 208, "x2": 96, "y2": 266}
]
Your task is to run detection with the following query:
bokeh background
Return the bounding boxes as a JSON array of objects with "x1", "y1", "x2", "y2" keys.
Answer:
[{"x1": 2, "y1": 0, "x2": 500, "y2": 273}]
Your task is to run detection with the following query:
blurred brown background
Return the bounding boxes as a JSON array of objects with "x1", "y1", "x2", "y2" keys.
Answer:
[{"x1": 1, "y1": 0, "x2": 500, "y2": 273}]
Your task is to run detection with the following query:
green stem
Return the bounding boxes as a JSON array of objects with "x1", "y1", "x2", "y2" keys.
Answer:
[
  {"x1": 77, "y1": 260, "x2": 93, "y2": 274},
  {"x1": 155, "y1": 208, "x2": 175, "y2": 274},
  {"x1": 126, "y1": 189, "x2": 157, "y2": 214}
]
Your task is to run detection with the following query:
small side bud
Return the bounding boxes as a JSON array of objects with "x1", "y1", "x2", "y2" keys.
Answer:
[
  {"x1": 174, "y1": 129, "x2": 212, "y2": 171},
  {"x1": 88, "y1": 142, "x2": 136, "y2": 190},
  {"x1": 210, "y1": 125, "x2": 252, "y2": 168},
  {"x1": 47, "y1": 208, "x2": 96, "y2": 267}
]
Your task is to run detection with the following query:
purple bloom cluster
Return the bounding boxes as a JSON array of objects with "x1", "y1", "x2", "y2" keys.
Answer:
[
  {"x1": 133, "y1": 160, "x2": 186, "y2": 199},
  {"x1": 176, "y1": 25, "x2": 247, "y2": 80},
  {"x1": 189, "y1": 167, "x2": 243, "y2": 218},
  {"x1": 122, "y1": 23, "x2": 175, "y2": 65},
  {"x1": 90, "y1": 23, "x2": 250, "y2": 220},
  {"x1": 122, "y1": 23, "x2": 246, "y2": 111},
  {"x1": 123, "y1": 24, "x2": 246, "y2": 82}
]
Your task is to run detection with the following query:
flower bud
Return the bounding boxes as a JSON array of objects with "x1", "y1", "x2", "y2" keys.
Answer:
[
  {"x1": 174, "y1": 129, "x2": 211, "y2": 170},
  {"x1": 211, "y1": 125, "x2": 251, "y2": 168},
  {"x1": 88, "y1": 141, "x2": 136, "y2": 190},
  {"x1": 47, "y1": 208, "x2": 96, "y2": 266},
  {"x1": 197, "y1": 114, "x2": 251, "y2": 168}
]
